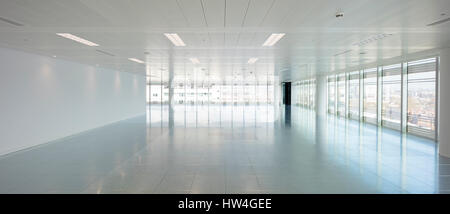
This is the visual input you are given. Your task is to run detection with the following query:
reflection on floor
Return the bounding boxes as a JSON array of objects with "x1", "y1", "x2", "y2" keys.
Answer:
[{"x1": 0, "y1": 105, "x2": 449, "y2": 193}]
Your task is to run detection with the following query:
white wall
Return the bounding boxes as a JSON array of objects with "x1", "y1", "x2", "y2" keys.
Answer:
[
  {"x1": 439, "y1": 47, "x2": 450, "y2": 158},
  {"x1": 0, "y1": 47, "x2": 146, "y2": 156}
]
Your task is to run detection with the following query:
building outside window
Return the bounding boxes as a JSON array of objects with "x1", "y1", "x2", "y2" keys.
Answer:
[
  {"x1": 382, "y1": 64, "x2": 402, "y2": 130},
  {"x1": 407, "y1": 58, "x2": 437, "y2": 139},
  {"x1": 363, "y1": 68, "x2": 377, "y2": 124}
]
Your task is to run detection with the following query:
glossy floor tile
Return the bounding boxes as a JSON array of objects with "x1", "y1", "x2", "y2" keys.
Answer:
[{"x1": 0, "y1": 105, "x2": 449, "y2": 194}]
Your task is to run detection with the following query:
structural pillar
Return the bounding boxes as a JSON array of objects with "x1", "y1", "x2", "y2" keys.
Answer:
[
  {"x1": 439, "y1": 48, "x2": 450, "y2": 157},
  {"x1": 168, "y1": 50, "x2": 174, "y2": 128},
  {"x1": 315, "y1": 74, "x2": 327, "y2": 118}
]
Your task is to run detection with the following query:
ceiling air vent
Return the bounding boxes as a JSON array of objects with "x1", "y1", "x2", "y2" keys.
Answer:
[
  {"x1": 334, "y1": 50, "x2": 352, "y2": 57},
  {"x1": 352, "y1": 33, "x2": 393, "y2": 47},
  {"x1": 0, "y1": 17, "x2": 24, "y2": 26},
  {"x1": 95, "y1": 49, "x2": 115, "y2": 57},
  {"x1": 427, "y1": 17, "x2": 450, "y2": 26}
]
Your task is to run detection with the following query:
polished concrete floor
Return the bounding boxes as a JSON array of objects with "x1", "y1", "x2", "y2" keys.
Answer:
[{"x1": 0, "y1": 105, "x2": 449, "y2": 194}]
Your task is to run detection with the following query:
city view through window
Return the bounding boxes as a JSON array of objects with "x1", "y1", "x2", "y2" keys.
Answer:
[{"x1": 325, "y1": 57, "x2": 438, "y2": 139}]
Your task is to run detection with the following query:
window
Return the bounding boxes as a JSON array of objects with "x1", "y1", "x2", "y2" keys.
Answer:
[
  {"x1": 150, "y1": 84, "x2": 162, "y2": 104},
  {"x1": 244, "y1": 83, "x2": 255, "y2": 105},
  {"x1": 325, "y1": 56, "x2": 438, "y2": 140},
  {"x1": 382, "y1": 64, "x2": 402, "y2": 130},
  {"x1": 174, "y1": 80, "x2": 185, "y2": 105},
  {"x1": 292, "y1": 82, "x2": 299, "y2": 106},
  {"x1": 310, "y1": 79, "x2": 316, "y2": 109},
  {"x1": 301, "y1": 81, "x2": 307, "y2": 107},
  {"x1": 268, "y1": 80, "x2": 274, "y2": 104},
  {"x1": 185, "y1": 83, "x2": 196, "y2": 105},
  {"x1": 222, "y1": 84, "x2": 232, "y2": 104},
  {"x1": 407, "y1": 58, "x2": 437, "y2": 139},
  {"x1": 337, "y1": 74, "x2": 346, "y2": 116},
  {"x1": 348, "y1": 71, "x2": 360, "y2": 120},
  {"x1": 256, "y1": 83, "x2": 267, "y2": 105},
  {"x1": 328, "y1": 76, "x2": 336, "y2": 114},
  {"x1": 363, "y1": 68, "x2": 377, "y2": 124},
  {"x1": 197, "y1": 84, "x2": 209, "y2": 105}
]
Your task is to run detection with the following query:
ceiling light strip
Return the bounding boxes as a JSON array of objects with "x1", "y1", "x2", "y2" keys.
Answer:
[
  {"x1": 262, "y1": 33, "x2": 285, "y2": 46},
  {"x1": 248, "y1": 58, "x2": 258, "y2": 64},
  {"x1": 56, "y1": 33, "x2": 99, "y2": 47},
  {"x1": 128, "y1": 58, "x2": 145, "y2": 64},
  {"x1": 189, "y1": 58, "x2": 200, "y2": 64},
  {"x1": 164, "y1": 33, "x2": 186, "y2": 46}
]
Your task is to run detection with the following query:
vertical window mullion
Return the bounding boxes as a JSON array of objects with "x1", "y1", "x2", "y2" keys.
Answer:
[
  {"x1": 401, "y1": 62, "x2": 408, "y2": 133},
  {"x1": 377, "y1": 66, "x2": 382, "y2": 126}
]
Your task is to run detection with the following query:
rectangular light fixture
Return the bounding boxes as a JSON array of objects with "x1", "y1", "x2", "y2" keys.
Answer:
[
  {"x1": 164, "y1": 33, "x2": 186, "y2": 46},
  {"x1": 56, "y1": 33, "x2": 99, "y2": 47},
  {"x1": 128, "y1": 58, "x2": 145, "y2": 64},
  {"x1": 248, "y1": 57, "x2": 258, "y2": 64},
  {"x1": 189, "y1": 58, "x2": 200, "y2": 64},
  {"x1": 262, "y1": 33, "x2": 285, "y2": 46}
]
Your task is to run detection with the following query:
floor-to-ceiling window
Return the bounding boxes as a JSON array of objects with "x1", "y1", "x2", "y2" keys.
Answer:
[
  {"x1": 348, "y1": 71, "x2": 360, "y2": 120},
  {"x1": 268, "y1": 79, "x2": 274, "y2": 105},
  {"x1": 326, "y1": 57, "x2": 438, "y2": 140},
  {"x1": 407, "y1": 58, "x2": 437, "y2": 139},
  {"x1": 310, "y1": 79, "x2": 315, "y2": 109},
  {"x1": 328, "y1": 75, "x2": 336, "y2": 114},
  {"x1": 382, "y1": 64, "x2": 402, "y2": 130},
  {"x1": 363, "y1": 68, "x2": 377, "y2": 124},
  {"x1": 302, "y1": 80, "x2": 308, "y2": 107},
  {"x1": 337, "y1": 73, "x2": 346, "y2": 117},
  {"x1": 298, "y1": 81, "x2": 304, "y2": 107},
  {"x1": 292, "y1": 82, "x2": 299, "y2": 106},
  {"x1": 292, "y1": 79, "x2": 316, "y2": 109}
]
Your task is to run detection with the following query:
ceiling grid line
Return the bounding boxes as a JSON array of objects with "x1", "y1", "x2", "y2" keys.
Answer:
[
  {"x1": 175, "y1": 0, "x2": 191, "y2": 27},
  {"x1": 199, "y1": 0, "x2": 212, "y2": 47}
]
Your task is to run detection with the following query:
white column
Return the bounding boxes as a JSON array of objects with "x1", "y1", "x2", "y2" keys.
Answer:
[
  {"x1": 439, "y1": 48, "x2": 450, "y2": 157},
  {"x1": 315, "y1": 74, "x2": 327, "y2": 118}
]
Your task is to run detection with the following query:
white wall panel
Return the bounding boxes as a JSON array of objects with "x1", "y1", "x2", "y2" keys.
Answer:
[{"x1": 0, "y1": 47, "x2": 145, "y2": 155}]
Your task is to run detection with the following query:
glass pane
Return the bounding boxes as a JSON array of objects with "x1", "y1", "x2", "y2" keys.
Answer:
[
  {"x1": 337, "y1": 74, "x2": 346, "y2": 116},
  {"x1": 407, "y1": 58, "x2": 436, "y2": 133},
  {"x1": 328, "y1": 76, "x2": 336, "y2": 114},
  {"x1": 310, "y1": 80, "x2": 315, "y2": 109},
  {"x1": 363, "y1": 68, "x2": 377, "y2": 123},
  {"x1": 292, "y1": 82, "x2": 299, "y2": 106},
  {"x1": 348, "y1": 71, "x2": 359, "y2": 119},
  {"x1": 382, "y1": 64, "x2": 401, "y2": 129}
]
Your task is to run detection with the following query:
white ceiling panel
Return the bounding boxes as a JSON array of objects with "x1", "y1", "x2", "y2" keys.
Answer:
[
  {"x1": 242, "y1": 0, "x2": 275, "y2": 27},
  {"x1": 202, "y1": 0, "x2": 225, "y2": 27},
  {"x1": 173, "y1": 0, "x2": 206, "y2": 27},
  {"x1": 0, "y1": 0, "x2": 449, "y2": 81},
  {"x1": 225, "y1": 0, "x2": 250, "y2": 27}
]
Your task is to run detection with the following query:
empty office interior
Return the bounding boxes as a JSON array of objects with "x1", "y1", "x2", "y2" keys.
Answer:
[{"x1": 0, "y1": 0, "x2": 450, "y2": 194}]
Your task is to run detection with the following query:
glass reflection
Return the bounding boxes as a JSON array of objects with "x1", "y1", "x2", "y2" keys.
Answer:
[{"x1": 146, "y1": 67, "x2": 279, "y2": 128}]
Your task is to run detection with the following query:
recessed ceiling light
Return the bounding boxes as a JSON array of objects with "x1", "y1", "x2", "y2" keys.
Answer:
[
  {"x1": 128, "y1": 58, "x2": 145, "y2": 64},
  {"x1": 248, "y1": 58, "x2": 258, "y2": 64},
  {"x1": 56, "y1": 33, "x2": 99, "y2": 47},
  {"x1": 164, "y1": 33, "x2": 186, "y2": 46},
  {"x1": 262, "y1": 33, "x2": 285, "y2": 46},
  {"x1": 352, "y1": 33, "x2": 393, "y2": 47},
  {"x1": 189, "y1": 58, "x2": 200, "y2": 64}
]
